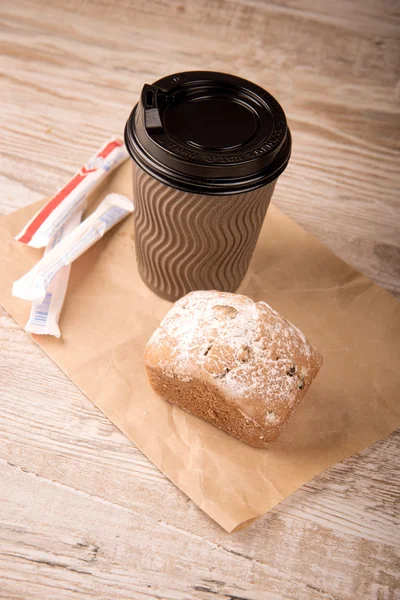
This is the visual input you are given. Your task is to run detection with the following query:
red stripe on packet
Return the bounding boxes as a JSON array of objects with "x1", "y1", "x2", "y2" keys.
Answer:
[
  {"x1": 97, "y1": 139, "x2": 122, "y2": 159},
  {"x1": 17, "y1": 139, "x2": 123, "y2": 245},
  {"x1": 18, "y1": 173, "x2": 86, "y2": 244}
]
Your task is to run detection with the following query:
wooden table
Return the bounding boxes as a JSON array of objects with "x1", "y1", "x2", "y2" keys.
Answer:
[{"x1": 1, "y1": 1, "x2": 399, "y2": 598}]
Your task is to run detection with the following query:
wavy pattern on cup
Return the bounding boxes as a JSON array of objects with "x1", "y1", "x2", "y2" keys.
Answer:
[
  {"x1": 132, "y1": 164, "x2": 275, "y2": 301},
  {"x1": 134, "y1": 170, "x2": 162, "y2": 287},
  {"x1": 233, "y1": 182, "x2": 276, "y2": 282}
]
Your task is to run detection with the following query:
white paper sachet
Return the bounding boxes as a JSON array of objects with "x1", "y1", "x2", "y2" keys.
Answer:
[
  {"x1": 13, "y1": 193, "x2": 133, "y2": 304},
  {"x1": 25, "y1": 207, "x2": 84, "y2": 338},
  {"x1": 15, "y1": 137, "x2": 128, "y2": 248}
]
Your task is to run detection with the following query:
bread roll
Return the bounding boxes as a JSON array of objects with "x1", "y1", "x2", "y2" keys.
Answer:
[{"x1": 144, "y1": 290, "x2": 323, "y2": 448}]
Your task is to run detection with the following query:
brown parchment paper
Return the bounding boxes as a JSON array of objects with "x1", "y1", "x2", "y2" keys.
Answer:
[{"x1": 1, "y1": 160, "x2": 399, "y2": 532}]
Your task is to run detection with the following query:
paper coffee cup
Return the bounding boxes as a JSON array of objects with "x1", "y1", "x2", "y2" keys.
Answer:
[{"x1": 125, "y1": 71, "x2": 291, "y2": 301}]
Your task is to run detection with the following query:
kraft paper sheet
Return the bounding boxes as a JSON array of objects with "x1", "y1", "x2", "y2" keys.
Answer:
[{"x1": 1, "y1": 160, "x2": 399, "y2": 532}]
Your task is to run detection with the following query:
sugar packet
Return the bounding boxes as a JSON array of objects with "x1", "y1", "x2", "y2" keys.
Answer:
[
  {"x1": 25, "y1": 208, "x2": 84, "y2": 337},
  {"x1": 13, "y1": 194, "x2": 133, "y2": 304},
  {"x1": 15, "y1": 137, "x2": 128, "y2": 248}
]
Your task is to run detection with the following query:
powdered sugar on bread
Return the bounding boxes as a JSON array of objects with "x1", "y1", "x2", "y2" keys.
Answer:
[{"x1": 145, "y1": 291, "x2": 323, "y2": 444}]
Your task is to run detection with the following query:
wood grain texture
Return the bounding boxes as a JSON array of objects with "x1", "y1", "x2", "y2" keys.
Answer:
[{"x1": 0, "y1": 0, "x2": 399, "y2": 598}]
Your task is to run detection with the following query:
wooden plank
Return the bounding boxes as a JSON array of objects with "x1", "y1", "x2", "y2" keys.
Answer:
[{"x1": 0, "y1": 0, "x2": 399, "y2": 598}]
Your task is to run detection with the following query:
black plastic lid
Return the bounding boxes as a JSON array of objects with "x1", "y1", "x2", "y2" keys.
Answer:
[{"x1": 124, "y1": 71, "x2": 291, "y2": 195}]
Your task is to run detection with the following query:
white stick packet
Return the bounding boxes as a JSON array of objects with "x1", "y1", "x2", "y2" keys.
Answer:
[
  {"x1": 13, "y1": 193, "x2": 133, "y2": 304},
  {"x1": 15, "y1": 137, "x2": 128, "y2": 248},
  {"x1": 25, "y1": 208, "x2": 84, "y2": 338}
]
